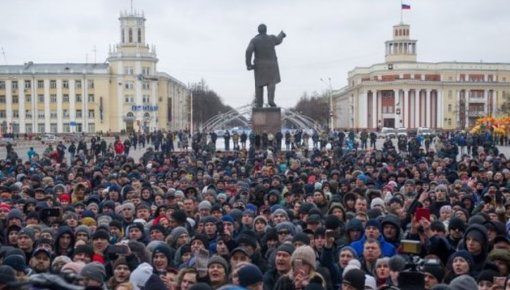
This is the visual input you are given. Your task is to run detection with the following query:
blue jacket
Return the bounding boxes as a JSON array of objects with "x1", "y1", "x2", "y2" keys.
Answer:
[{"x1": 349, "y1": 234, "x2": 396, "y2": 257}]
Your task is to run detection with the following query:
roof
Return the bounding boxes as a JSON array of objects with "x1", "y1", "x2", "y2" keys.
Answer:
[{"x1": 0, "y1": 62, "x2": 109, "y2": 75}]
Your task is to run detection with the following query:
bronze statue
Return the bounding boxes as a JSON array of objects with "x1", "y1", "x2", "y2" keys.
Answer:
[{"x1": 246, "y1": 24, "x2": 286, "y2": 108}]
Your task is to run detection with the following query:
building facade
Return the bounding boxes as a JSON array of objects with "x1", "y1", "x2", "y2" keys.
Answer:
[
  {"x1": 0, "y1": 10, "x2": 189, "y2": 135},
  {"x1": 334, "y1": 22, "x2": 510, "y2": 130}
]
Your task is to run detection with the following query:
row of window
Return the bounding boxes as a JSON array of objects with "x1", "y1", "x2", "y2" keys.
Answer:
[
  {"x1": 124, "y1": 81, "x2": 151, "y2": 90},
  {"x1": 0, "y1": 94, "x2": 95, "y2": 103},
  {"x1": 0, "y1": 110, "x2": 95, "y2": 119},
  {"x1": 123, "y1": 66, "x2": 151, "y2": 76},
  {"x1": 0, "y1": 80, "x2": 94, "y2": 90},
  {"x1": 20, "y1": 123, "x2": 95, "y2": 134},
  {"x1": 124, "y1": 95, "x2": 153, "y2": 103}
]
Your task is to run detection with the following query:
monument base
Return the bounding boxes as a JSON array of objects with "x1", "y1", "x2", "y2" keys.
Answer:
[{"x1": 252, "y1": 107, "x2": 282, "y2": 135}]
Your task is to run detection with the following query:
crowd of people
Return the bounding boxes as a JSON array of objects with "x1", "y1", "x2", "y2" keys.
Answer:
[{"x1": 0, "y1": 128, "x2": 509, "y2": 290}]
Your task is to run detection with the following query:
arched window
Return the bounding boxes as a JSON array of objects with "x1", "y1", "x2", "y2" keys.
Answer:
[
  {"x1": 129, "y1": 28, "x2": 133, "y2": 43},
  {"x1": 121, "y1": 29, "x2": 125, "y2": 43},
  {"x1": 138, "y1": 28, "x2": 142, "y2": 43}
]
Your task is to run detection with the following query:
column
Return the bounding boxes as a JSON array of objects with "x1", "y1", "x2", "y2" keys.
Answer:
[
  {"x1": 484, "y1": 89, "x2": 488, "y2": 114},
  {"x1": 57, "y1": 80, "x2": 63, "y2": 133},
  {"x1": 44, "y1": 80, "x2": 50, "y2": 133},
  {"x1": 371, "y1": 91, "x2": 377, "y2": 128},
  {"x1": 69, "y1": 80, "x2": 76, "y2": 133},
  {"x1": 437, "y1": 91, "x2": 443, "y2": 128},
  {"x1": 377, "y1": 91, "x2": 382, "y2": 128},
  {"x1": 414, "y1": 90, "x2": 420, "y2": 128},
  {"x1": 19, "y1": 80, "x2": 26, "y2": 133},
  {"x1": 151, "y1": 81, "x2": 158, "y2": 130},
  {"x1": 426, "y1": 90, "x2": 431, "y2": 127},
  {"x1": 394, "y1": 90, "x2": 400, "y2": 127},
  {"x1": 403, "y1": 90, "x2": 409, "y2": 128},
  {"x1": 82, "y1": 79, "x2": 88, "y2": 133},
  {"x1": 5, "y1": 80, "x2": 12, "y2": 132},
  {"x1": 359, "y1": 92, "x2": 368, "y2": 128}
]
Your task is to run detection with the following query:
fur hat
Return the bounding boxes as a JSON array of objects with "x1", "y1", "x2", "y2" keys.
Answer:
[{"x1": 291, "y1": 245, "x2": 316, "y2": 270}]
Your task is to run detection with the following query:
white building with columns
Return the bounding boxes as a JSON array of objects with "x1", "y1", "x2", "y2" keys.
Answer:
[
  {"x1": 0, "y1": 10, "x2": 189, "y2": 135},
  {"x1": 334, "y1": 22, "x2": 510, "y2": 130}
]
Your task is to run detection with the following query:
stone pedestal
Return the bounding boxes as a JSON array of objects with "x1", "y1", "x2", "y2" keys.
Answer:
[{"x1": 252, "y1": 107, "x2": 282, "y2": 135}]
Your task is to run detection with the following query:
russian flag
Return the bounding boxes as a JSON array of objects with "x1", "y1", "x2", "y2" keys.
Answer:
[{"x1": 401, "y1": 3, "x2": 411, "y2": 9}]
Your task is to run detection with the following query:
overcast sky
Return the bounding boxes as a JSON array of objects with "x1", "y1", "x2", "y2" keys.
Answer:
[{"x1": 1, "y1": 0, "x2": 510, "y2": 108}]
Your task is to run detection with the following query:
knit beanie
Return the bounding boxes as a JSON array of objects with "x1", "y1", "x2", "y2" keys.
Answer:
[
  {"x1": 449, "y1": 250, "x2": 474, "y2": 268},
  {"x1": 61, "y1": 261, "x2": 86, "y2": 274},
  {"x1": 198, "y1": 200, "x2": 212, "y2": 211},
  {"x1": 276, "y1": 243, "x2": 295, "y2": 255},
  {"x1": 207, "y1": 255, "x2": 229, "y2": 273},
  {"x1": 80, "y1": 262, "x2": 106, "y2": 283},
  {"x1": 339, "y1": 246, "x2": 359, "y2": 260},
  {"x1": 343, "y1": 268, "x2": 365, "y2": 290},
  {"x1": 448, "y1": 217, "x2": 466, "y2": 231},
  {"x1": 449, "y1": 275, "x2": 478, "y2": 290},
  {"x1": 152, "y1": 244, "x2": 172, "y2": 262},
  {"x1": 292, "y1": 233, "x2": 311, "y2": 245},
  {"x1": 75, "y1": 225, "x2": 91, "y2": 237},
  {"x1": 170, "y1": 226, "x2": 188, "y2": 239},
  {"x1": 343, "y1": 260, "x2": 362, "y2": 277},
  {"x1": 3, "y1": 255, "x2": 26, "y2": 272},
  {"x1": 291, "y1": 245, "x2": 316, "y2": 270},
  {"x1": 421, "y1": 261, "x2": 445, "y2": 282},
  {"x1": 92, "y1": 229, "x2": 110, "y2": 241},
  {"x1": 0, "y1": 265, "x2": 16, "y2": 285},
  {"x1": 237, "y1": 264, "x2": 263, "y2": 287},
  {"x1": 275, "y1": 221, "x2": 297, "y2": 236},
  {"x1": 476, "y1": 269, "x2": 498, "y2": 283}
]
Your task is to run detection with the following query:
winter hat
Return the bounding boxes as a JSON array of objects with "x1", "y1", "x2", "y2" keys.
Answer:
[
  {"x1": 342, "y1": 268, "x2": 365, "y2": 290},
  {"x1": 476, "y1": 269, "x2": 498, "y2": 283},
  {"x1": 92, "y1": 229, "x2": 110, "y2": 240},
  {"x1": 80, "y1": 262, "x2": 106, "y2": 283},
  {"x1": 130, "y1": 262, "x2": 154, "y2": 290},
  {"x1": 237, "y1": 264, "x2": 263, "y2": 287},
  {"x1": 198, "y1": 200, "x2": 212, "y2": 211},
  {"x1": 388, "y1": 255, "x2": 407, "y2": 272},
  {"x1": 0, "y1": 265, "x2": 16, "y2": 285},
  {"x1": 277, "y1": 243, "x2": 295, "y2": 255},
  {"x1": 275, "y1": 221, "x2": 297, "y2": 236},
  {"x1": 170, "y1": 226, "x2": 188, "y2": 239},
  {"x1": 61, "y1": 261, "x2": 86, "y2": 274},
  {"x1": 52, "y1": 256, "x2": 72, "y2": 267},
  {"x1": 273, "y1": 208, "x2": 289, "y2": 218},
  {"x1": 339, "y1": 246, "x2": 359, "y2": 260},
  {"x1": 6, "y1": 209, "x2": 23, "y2": 221},
  {"x1": 464, "y1": 224, "x2": 488, "y2": 245},
  {"x1": 18, "y1": 227, "x2": 35, "y2": 241},
  {"x1": 431, "y1": 285, "x2": 453, "y2": 290},
  {"x1": 448, "y1": 217, "x2": 466, "y2": 231},
  {"x1": 153, "y1": 244, "x2": 173, "y2": 262},
  {"x1": 291, "y1": 245, "x2": 316, "y2": 270},
  {"x1": 370, "y1": 198, "x2": 385, "y2": 209},
  {"x1": 449, "y1": 250, "x2": 474, "y2": 268},
  {"x1": 365, "y1": 274, "x2": 377, "y2": 290},
  {"x1": 343, "y1": 259, "x2": 362, "y2": 277},
  {"x1": 449, "y1": 275, "x2": 478, "y2": 290},
  {"x1": 292, "y1": 233, "x2": 311, "y2": 245},
  {"x1": 75, "y1": 225, "x2": 91, "y2": 237},
  {"x1": 365, "y1": 219, "x2": 381, "y2": 231},
  {"x1": 421, "y1": 261, "x2": 445, "y2": 282},
  {"x1": 207, "y1": 255, "x2": 229, "y2": 272},
  {"x1": 3, "y1": 255, "x2": 26, "y2": 272}
]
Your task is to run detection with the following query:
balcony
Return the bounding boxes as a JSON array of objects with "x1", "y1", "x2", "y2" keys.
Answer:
[{"x1": 468, "y1": 111, "x2": 485, "y2": 117}]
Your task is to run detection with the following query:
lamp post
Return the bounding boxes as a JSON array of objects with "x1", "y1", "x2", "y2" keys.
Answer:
[{"x1": 320, "y1": 77, "x2": 334, "y2": 130}]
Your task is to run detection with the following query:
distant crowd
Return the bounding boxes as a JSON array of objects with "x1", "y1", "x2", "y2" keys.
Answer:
[{"x1": 0, "y1": 128, "x2": 509, "y2": 290}]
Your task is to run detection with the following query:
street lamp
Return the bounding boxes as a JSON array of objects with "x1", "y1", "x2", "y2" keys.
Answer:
[{"x1": 320, "y1": 77, "x2": 334, "y2": 130}]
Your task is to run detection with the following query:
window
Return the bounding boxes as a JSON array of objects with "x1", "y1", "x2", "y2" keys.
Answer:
[
  {"x1": 125, "y1": 81, "x2": 134, "y2": 89},
  {"x1": 63, "y1": 123, "x2": 70, "y2": 133},
  {"x1": 63, "y1": 80, "x2": 69, "y2": 88},
  {"x1": 88, "y1": 94, "x2": 94, "y2": 103},
  {"x1": 25, "y1": 95, "x2": 31, "y2": 103},
  {"x1": 50, "y1": 111, "x2": 57, "y2": 119},
  {"x1": 76, "y1": 110, "x2": 82, "y2": 118},
  {"x1": 38, "y1": 111, "x2": 45, "y2": 118},
  {"x1": 143, "y1": 95, "x2": 150, "y2": 103},
  {"x1": 0, "y1": 81, "x2": 5, "y2": 89},
  {"x1": 63, "y1": 94, "x2": 69, "y2": 102},
  {"x1": 142, "y1": 67, "x2": 150, "y2": 75},
  {"x1": 76, "y1": 94, "x2": 82, "y2": 102},
  {"x1": 12, "y1": 81, "x2": 18, "y2": 89},
  {"x1": 0, "y1": 96, "x2": 4, "y2": 103},
  {"x1": 124, "y1": 67, "x2": 134, "y2": 75},
  {"x1": 448, "y1": 104, "x2": 452, "y2": 112},
  {"x1": 88, "y1": 123, "x2": 95, "y2": 133},
  {"x1": 50, "y1": 123, "x2": 58, "y2": 133},
  {"x1": 37, "y1": 123, "x2": 45, "y2": 133},
  {"x1": 13, "y1": 110, "x2": 19, "y2": 118},
  {"x1": 25, "y1": 110, "x2": 32, "y2": 118},
  {"x1": 76, "y1": 80, "x2": 82, "y2": 89},
  {"x1": 26, "y1": 124, "x2": 32, "y2": 133},
  {"x1": 37, "y1": 80, "x2": 44, "y2": 88},
  {"x1": 138, "y1": 28, "x2": 142, "y2": 43},
  {"x1": 12, "y1": 95, "x2": 18, "y2": 103},
  {"x1": 50, "y1": 95, "x2": 57, "y2": 103},
  {"x1": 124, "y1": 95, "x2": 134, "y2": 103},
  {"x1": 24, "y1": 80, "x2": 31, "y2": 89},
  {"x1": 63, "y1": 110, "x2": 69, "y2": 118},
  {"x1": 88, "y1": 110, "x2": 95, "y2": 118},
  {"x1": 50, "y1": 80, "x2": 57, "y2": 88},
  {"x1": 0, "y1": 110, "x2": 5, "y2": 118},
  {"x1": 38, "y1": 95, "x2": 44, "y2": 103},
  {"x1": 129, "y1": 28, "x2": 133, "y2": 42},
  {"x1": 448, "y1": 90, "x2": 452, "y2": 98},
  {"x1": 87, "y1": 80, "x2": 94, "y2": 89},
  {"x1": 142, "y1": 82, "x2": 150, "y2": 90}
]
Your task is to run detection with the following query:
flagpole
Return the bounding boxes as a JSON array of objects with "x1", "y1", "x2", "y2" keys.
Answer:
[{"x1": 400, "y1": 0, "x2": 403, "y2": 23}]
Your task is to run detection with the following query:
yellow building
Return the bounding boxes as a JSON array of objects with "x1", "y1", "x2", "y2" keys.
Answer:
[
  {"x1": 0, "y1": 10, "x2": 189, "y2": 134},
  {"x1": 334, "y1": 22, "x2": 510, "y2": 130}
]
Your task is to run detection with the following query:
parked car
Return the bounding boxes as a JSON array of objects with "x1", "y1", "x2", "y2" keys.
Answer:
[
  {"x1": 379, "y1": 127, "x2": 396, "y2": 139},
  {"x1": 417, "y1": 127, "x2": 432, "y2": 137},
  {"x1": 397, "y1": 127, "x2": 408, "y2": 137},
  {"x1": 41, "y1": 134, "x2": 58, "y2": 144}
]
